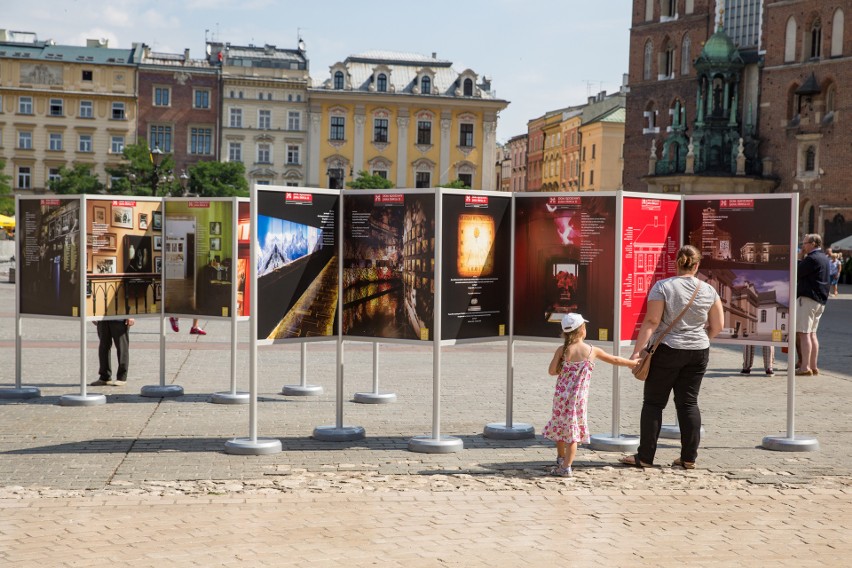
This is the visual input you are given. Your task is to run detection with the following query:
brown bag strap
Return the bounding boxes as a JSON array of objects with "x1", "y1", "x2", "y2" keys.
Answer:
[{"x1": 646, "y1": 280, "x2": 702, "y2": 353}]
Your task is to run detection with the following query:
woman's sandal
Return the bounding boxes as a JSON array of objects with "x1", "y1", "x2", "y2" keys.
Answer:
[
  {"x1": 672, "y1": 458, "x2": 696, "y2": 470},
  {"x1": 618, "y1": 454, "x2": 652, "y2": 468}
]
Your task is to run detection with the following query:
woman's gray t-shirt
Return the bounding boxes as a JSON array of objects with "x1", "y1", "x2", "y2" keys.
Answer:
[{"x1": 648, "y1": 276, "x2": 719, "y2": 350}]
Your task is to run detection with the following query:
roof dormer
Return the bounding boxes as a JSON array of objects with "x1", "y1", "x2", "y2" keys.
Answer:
[
  {"x1": 413, "y1": 66, "x2": 436, "y2": 95},
  {"x1": 455, "y1": 69, "x2": 479, "y2": 97},
  {"x1": 370, "y1": 64, "x2": 394, "y2": 93},
  {"x1": 328, "y1": 62, "x2": 350, "y2": 90}
]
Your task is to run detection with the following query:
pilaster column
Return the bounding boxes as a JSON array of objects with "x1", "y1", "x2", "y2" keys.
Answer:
[
  {"x1": 396, "y1": 111, "x2": 410, "y2": 186},
  {"x1": 307, "y1": 109, "x2": 322, "y2": 187},
  {"x1": 440, "y1": 113, "x2": 452, "y2": 185},
  {"x1": 481, "y1": 121, "x2": 497, "y2": 190},
  {"x1": 354, "y1": 110, "x2": 366, "y2": 176}
]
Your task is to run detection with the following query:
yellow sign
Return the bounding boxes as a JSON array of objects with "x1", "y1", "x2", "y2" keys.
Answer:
[
  {"x1": 72, "y1": 307, "x2": 78, "y2": 317},
  {"x1": 150, "y1": 305, "x2": 158, "y2": 314},
  {"x1": 420, "y1": 327, "x2": 430, "y2": 341},
  {"x1": 498, "y1": 324, "x2": 505, "y2": 336},
  {"x1": 599, "y1": 328, "x2": 608, "y2": 341},
  {"x1": 222, "y1": 307, "x2": 229, "y2": 317},
  {"x1": 772, "y1": 329, "x2": 783, "y2": 342}
]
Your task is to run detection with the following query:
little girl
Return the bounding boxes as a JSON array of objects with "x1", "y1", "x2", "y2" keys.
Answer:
[{"x1": 543, "y1": 313, "x2": 638, "y2": 477}]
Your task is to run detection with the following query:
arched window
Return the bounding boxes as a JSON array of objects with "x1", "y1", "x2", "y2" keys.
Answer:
[
  {"x1": 785, "y1": 17, "x2": 797, "y2": 62},
  {"x1": 805, "y1": 146, "x2": 816, "y2": 171},
  {"x1": 421, "y1": 75, "x2": 431, "y2": 95},
  {"x1": 463, "y1": 78, "x2": 474, "y2": 96},
  {"x1": 826, "y1": 83, "x2": 837, "y2": 113},
  {"x1": 681, "y1": 34, "x2": 692, "y2": 75},
  {"x1": 377, "y1": 73, "x2": 388, "y2": 92},
  {"x1": 832, "y1": 9, "x2": 845, "y2": 57},
  {"x1": 663, "y1": 40, "x2": 676, "y2": 77},
  {"x1": 810, "y1": 19, "x2": 822, "y2": 59},
  {"x1": 333, "y1": 71, "x2": 344, "y2": 90},
  {"x1": 644, "y1": 40, "x2": 653, "y2": 80},
  {"x1": 645, "y1": 0, "x2": 654, "y2": 21}
]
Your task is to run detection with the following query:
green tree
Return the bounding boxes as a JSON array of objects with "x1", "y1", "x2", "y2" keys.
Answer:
[
  {"x1": 346, "y1": 170, "x2": 394, "y2": 189},
  {"x1": 440, "y1": 179, "x2": 470, "y2": 189},
  {"x1": 48, "y1": 164, "x2": 105, "y2": 194},
  {"x1": 105, "y1": 140, "x2": 180, "y2": 196},
  {"x1": 186, "y1": 161, "x2": 249, "y2": 197},
  {"x1": 0, "y1": 159, "x2": 12, "y2": 215}
]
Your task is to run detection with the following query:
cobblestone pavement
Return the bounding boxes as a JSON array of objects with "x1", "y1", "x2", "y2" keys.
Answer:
[{"x1": 1, "y1": 282, "x2": 851, "y2": 566}]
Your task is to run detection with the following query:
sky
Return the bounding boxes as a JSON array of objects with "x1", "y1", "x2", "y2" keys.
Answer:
[{"x1": 4, "y1": 0, "x2": 633, "y2": 143}]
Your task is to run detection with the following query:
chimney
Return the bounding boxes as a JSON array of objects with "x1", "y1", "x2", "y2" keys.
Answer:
[
  {"x1": 184, "y1": 48, "x2": 190, "y2": 61},
  {"x1": 431, "y1": 52, "x2": 437, "y2": 59}
]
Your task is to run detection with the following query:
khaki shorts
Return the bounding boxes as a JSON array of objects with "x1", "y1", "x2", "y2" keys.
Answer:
[{"x1": 795, "y1": 296, "x2": 825, "y2": 333}]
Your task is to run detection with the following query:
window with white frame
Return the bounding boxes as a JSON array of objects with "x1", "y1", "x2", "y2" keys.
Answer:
[
  {"x1": 17, "y1": 166, "x2": 31, "y2": 189},
  {"x1": 49, "y1": 133, "x2": 63, "y2": 151},
  {"x1": 78, "y1": 134, "x2": 93, "y2": 152},
  {"x1": 286, "y1": 144, "x2": 300, "y2": 165},
  {"x1": 417, "y1": 120, "x2": 432, "y2": 145},
  {"x1": 459, "y1": 123, "x2": 474, "y2": 147},
  {"x1": 190, "y1": 128, "x2": 212, "y2": 155},
  {"x1": 257, "y1": 143, "x2": 271, "y2": 164},
  {"x1": 330, "y1": 116, "x2": 345, "y2": 140},
  {"x1": 230, "y1": 108, "x2": 243, "y2": 128},
  {"x1": 111, "y1": 102, "x2": 125, "y2": 120},
  {"x1": 111, "y1": 136, "x2": 124, "y2": 154},
  {"x1": 333, "y1": 71, "x2": 344, "y2": 89},
  {"x1": 374, "y1": 118, "x2": 389, "y2": 143},
  {"x1": 228, "y1": 141, "x2": 242, "y2": 162},
  {"x1": 18, "y1": 131, "x2": 32, "y2": 149},
  {"x1": 415, "y1": 171, "x2": 431, "y2": 188},
  {"x1": 19, "y1": 96, "x2": 33, "y2": 114},
  {"x1": 377, "y1": 73, "x2": 388, "y2": 92},
  {"x1": 149, "y1": 125, "x2": 172, "y2": 152},
  {"x1": 194, "y1": 89, "x2": 210, "y2": 109},
  {"x1": 288, "y1": 111, "x2": 301, "y2": 131},
  {"x1": 48, "y1": 167, "x2": 61, "y2": 185},
  {"x1": 80, "y1": 100, "x2": 94, "y2": 118},
  {"x1": 49, "y1": 98, "x2": 64, "y2": 116},
  {"x1": 420, "y1": 75, "x2": 431, "y2": 95},
  {"x1": 258, "y1": 109, "x2": 271, "y2": 130}
]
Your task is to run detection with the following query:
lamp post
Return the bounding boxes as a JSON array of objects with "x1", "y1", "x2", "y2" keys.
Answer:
[
  {"x1": 150, "y1": 147, "x2": 164, "y2": 195},
  {"x1": 179, "y1": 170, "x2": 190, "y2": 197}
]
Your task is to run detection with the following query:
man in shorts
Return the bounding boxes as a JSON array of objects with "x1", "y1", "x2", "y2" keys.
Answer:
[{"x1": 795, "y1": 233, "x2": 831, "y2": 376}]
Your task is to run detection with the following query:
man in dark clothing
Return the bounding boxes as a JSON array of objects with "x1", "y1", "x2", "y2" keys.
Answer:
[
  {"x1": 90, "y1": 319, "x2": 134, "y2": 386},
  {"x1": 796, "y1": 234, "x2": 831, "y2": 376}
]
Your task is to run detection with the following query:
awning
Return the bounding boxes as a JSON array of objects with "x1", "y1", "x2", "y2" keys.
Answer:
[{"x1": 0, "y1": 214, "x2": 15, "y2": 229}]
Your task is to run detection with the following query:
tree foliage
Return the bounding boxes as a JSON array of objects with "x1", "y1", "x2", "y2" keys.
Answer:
[
  {"x1": 48, "y1": 164, "x2": 105, "y2": 194},
  {"x1": 440, "y1": 179, "x2": 470, "y2": 189},
  {"x1": 104, "y1": 140, "x2": 180, "y2": 196},
  {"x1": 186, "y1": 161, "x2": 249, "y2": 197},
  {"x1": 0, "y1": 160, "x2": 12, "y2": 215},
  {"x1": 346, "y1": 170, "x2": 394, "y2": 189}
]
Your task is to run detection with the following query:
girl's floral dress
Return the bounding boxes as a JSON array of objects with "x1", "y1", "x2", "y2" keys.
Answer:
[{"x1": 542, "y1": 345, "x2": 593, "y2": 444}]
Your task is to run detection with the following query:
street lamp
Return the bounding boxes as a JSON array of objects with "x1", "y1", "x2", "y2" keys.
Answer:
[
  {"x1": 179, "y1": 170, "x2": 190, "y2": 196},
  {"x1": 150, "y1": 147, "x2": 165, "y2": 195}
]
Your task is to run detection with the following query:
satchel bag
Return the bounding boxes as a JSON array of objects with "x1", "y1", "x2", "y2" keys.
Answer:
[{"x1": 631, "y1": 281, "x2": 702, "y2": 381}]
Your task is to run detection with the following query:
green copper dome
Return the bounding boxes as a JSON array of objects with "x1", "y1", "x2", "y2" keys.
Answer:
[{"x1": 696, "y1": 29, "x2": 743, "y2": 70}]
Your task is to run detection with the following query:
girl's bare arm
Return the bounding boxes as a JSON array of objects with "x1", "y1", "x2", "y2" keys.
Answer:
[
  {"x1": 592, "y1": 346, "x2": 639, "y2": 368},
  {"x1": 548, "y1": 346, "x2": 564, "y2": 375}
]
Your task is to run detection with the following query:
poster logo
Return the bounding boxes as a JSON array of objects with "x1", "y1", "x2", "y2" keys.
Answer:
[
  {"x1": 187, "y1": 201, "x2": 211, "y2": 208},
  {"x1": 641, "y1": 199, "x2": 662, "y2": 211},
  {"x1": 374, "y1": 194, "x2": 404, "y2": 205},
  {"x1": 720, "y1": 199, "x2": 754, "y2": 210},
  {"x1": 546, "y1": 196, "x2": 581, "y2": 207},
  {"x1": 112, "y1": 200, "x2": 137, "y2": 207},
  {"x1": 40, "y1": 199, "x2": 61, "y2": 206},
  {"x1": 285, "y1": 192, "x2": 313, "y2": 205},
  {"x1": 464, "y1": 194, "x2": 489, "y2": 208}
]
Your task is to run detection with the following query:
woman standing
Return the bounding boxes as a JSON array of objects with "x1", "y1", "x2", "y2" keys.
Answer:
[{"x1": 619, "y1": 245, "x2": 724, "y2": 469}]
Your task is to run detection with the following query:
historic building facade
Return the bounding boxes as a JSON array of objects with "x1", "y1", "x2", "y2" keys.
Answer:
[
  {"x1": 0, "y1": 33, "x2": 138, "y2": 193},
  {"x1": 306, "y1": 51, "x2": 507, "y2": 189},
  {"x1": 137, "y1": 46, "x2": 220, "y2": 179},
  {"x1": 579, "y1": 91, "x2": 627, "y2": 191},
  {"x1": 208, "y1": 41, "x2": 309, "y2": 187},
  {"x1": 506, "y1": 133, "x2": 527, "y2": 192}
]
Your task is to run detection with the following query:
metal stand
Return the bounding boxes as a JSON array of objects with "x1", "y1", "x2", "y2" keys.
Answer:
[
  {"x1": 141, "y1": 316, "x2": 184, "y2": 398},
  {"x1": 60, "y1": 393, "x2": 107, "y2": 406},
  {"x1": 225, "y1": 186, "x2": 281, "y2": 455},
  {"x1": 1, "y1": 317, "x2": 41, "y2": 400},
  {"x1": 409, "y1": 189, "x2": 462, "y2": 454},
  {"x1": 62, "y1": 291, "x2": 106, "y2": 407},
  {"x1": 212, "y1": 303, "x2": 248, "y2": 404},
  {"x1": 282, "y1": 343, "x2": 323, "y2": 396},
  {"x1": 660, "y1": 418, "x2": 705, "y2": 439},
  {"x1": 312, "y1": 338, "x2": 365, "y2": 441},
  {"x1": 354, "y1": 343, "x2": 396, "y2": 404},
  {"x1": 484, "y1": 338, "x2": 533, "y2": 440}
]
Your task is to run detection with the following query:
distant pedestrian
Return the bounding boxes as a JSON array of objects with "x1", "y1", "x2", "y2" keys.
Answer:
[
  {"x1": 796, "y1": 234, "x2": 831, "y2": 376},
  {"x1": 741, "y1": 345, "x2": 775, "y2": 376},
  {"x1": 544, "y1": 313, "x2": 637, "y2": 478},
  {"x1": 90, "y1": 319, "x2": 134, "y2": 386},
  {"x1": 827, "y1": 250, "x2": 842, "y2": 297},
  {"x1": 169, "y1": 317, "x2": 206, "y2": 335}
]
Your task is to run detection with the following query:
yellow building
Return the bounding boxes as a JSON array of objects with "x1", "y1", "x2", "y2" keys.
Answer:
[
  {"x1": 561, "y1": 111, "x2": 583, "y2": 191},
  {"x1": 0, "y1": 33, "x2": 138, "y2": 193},
  {"x1": 307, "y1": 51, "x2": 508, "y2": 189},
  {"x1": 210, "y1": 42, "x2": 310, "y2": 187},
  {"x1": 541, "y1": 111, "x2": 564, "y2": 191},
  {"x1": 579, "y1": 92, "x2": 626, "y2": 191}
]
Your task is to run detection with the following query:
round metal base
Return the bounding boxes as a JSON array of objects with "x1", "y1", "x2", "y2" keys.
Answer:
[
  {"x1": 483, "y1": 422, "x2": 535, "y2": 440},
  {"x1": 589, "y1": 434, "x2": 640, "y2": 452},
  {"x1": 211, "y1": 391, "x2": 250, "y2": 404},
  {"x1": 59, "y1": 393, "x2": 107, "y2": 407},
  {"x1": 140, "y1": 384, "x2": 184, "y2": 398},
  {"x1": 224, "y1": 437, "x2": 282, "y2": 455},
  {"x1": 408, "y1": 435, "x2": 464, "y2": 454},
  {"x1": 0, "y1": 387, "x2": 41, "y2": 400},
  {"x1": 761, "y1": 435, "x2": 820, "y2": 452},
  {"x1": 353, "y1": 391, "x2": 396, "y2": 404},
  {"x1": 281, "y1": 384, "x2": 323, "y2": 396},
  {"x1": 312, "y1": 425, "x2": 366, "y2": 442},
  {"x1": 660, "y1": 424, "x2": 706, "y2": 439}
]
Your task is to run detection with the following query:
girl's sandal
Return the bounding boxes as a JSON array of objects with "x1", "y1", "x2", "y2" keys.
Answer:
[
  {"x1": 618, "y1": 454, "x2": 652, "y2": 468},
  {"x1": 672, "y1": 458, "x2": 696, "y2": 470}
]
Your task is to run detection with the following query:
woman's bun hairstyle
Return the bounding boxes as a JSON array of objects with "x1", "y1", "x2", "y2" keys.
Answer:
[{"x1": 676, "y1": 244, "x2": 702, "y2": 272}]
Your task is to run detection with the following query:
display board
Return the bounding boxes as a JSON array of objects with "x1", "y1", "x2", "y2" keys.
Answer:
[
  {"x1": 513, "y1": 193, "x2": 617, "y2": 341},
  {"x1": 163, "y1": 199, "x2": 235, "y2": 318},
  {"x1": 84, "y1": 198, "x2": 162, "y2": 319},
  {"x1": 620, "y1": 195, "x2": 681, "y2": 341},
  {"x1": 255, "y1": 188, "x2": 338, "y2": 341},
  {"x1": 683, "y1": 196, "x2": 794, "y2": 345},
  {"x1": 342, "y1": 190, "x2": 435, "y2": 341},
  {"x1": 236, "y1": 200, "x2": 250, "y2": 317},
  {"x1": 18, "y1": 197, "x2": 82, "y2": 317},
  {"x1": 440, "y1": 191, "x2": 511, "y2": 341}
]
